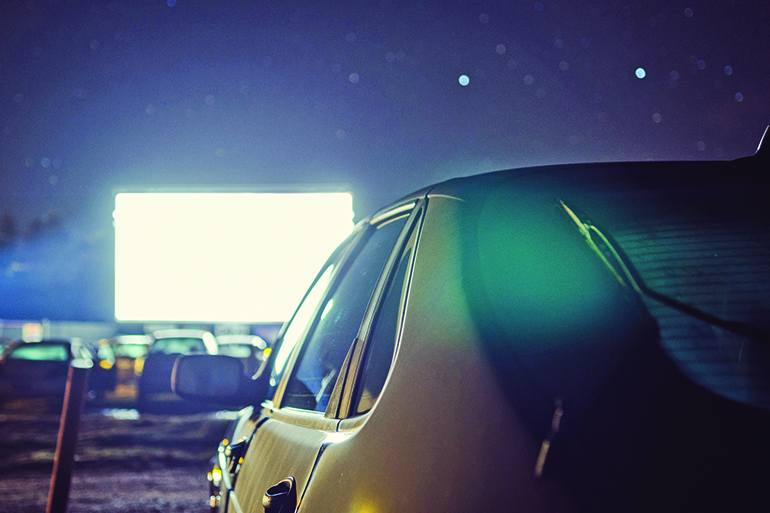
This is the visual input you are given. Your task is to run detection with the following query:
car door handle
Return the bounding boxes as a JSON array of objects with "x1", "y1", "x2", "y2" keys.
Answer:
[{"x1": 262, "y1": 476, "x2": 297, "y2": 513}]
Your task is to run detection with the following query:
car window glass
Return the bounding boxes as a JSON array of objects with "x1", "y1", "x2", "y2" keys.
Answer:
[
  {"x1": 8, "y1": 344, "x2": 70, "y2": 361},
  {"x1": 353, "y1": 216, "x2": 419, "y2": 414},
  {"x1": 269, "y1": 263, "x2": 337, "y2": 394},
  {"x1": 114, "y1": 344, "x2": 148, "y2": 358},
  {"x1": 151, "y1": 338, "x2": 206, "y2": 354},
  {"x1": 282, "y1": 215, "x2": 409, "y2": 412},
  {"x1": 218, "y1": 344, "x2": 252, "y2": 358}
]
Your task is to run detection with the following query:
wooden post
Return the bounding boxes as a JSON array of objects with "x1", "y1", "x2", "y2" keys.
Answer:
[{"x1": 47, "y1": 359, "x2": 92, "y2": 513}]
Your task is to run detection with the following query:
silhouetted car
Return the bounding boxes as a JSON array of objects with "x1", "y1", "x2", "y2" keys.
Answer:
[
  {"x1": 215, "y1": 334, "x2": 268, "y2": 377},
  {"x1": 0, "y1": 338, "x2": 101, "y2": 411},
  {"x1": 137, "y1": 329, "x2": 217, "y2": 413},
  {"x1": 87, "y1": 338, "x2": 118, "y2": 402},
  {"x1": 105, "y1": 334, "x2": 152, "y2": 403},
  {"x1": 174, "y1": 132, "x2": 770, "y2": 513}
]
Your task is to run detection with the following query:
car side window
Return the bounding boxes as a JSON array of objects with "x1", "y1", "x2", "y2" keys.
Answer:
[
  {"x1": 281, "y1": 214, "x2": 410, "y2": 413},
  {"x1": 352, "y1": 212, "x2": 421, "y2": 415},
  {"x1": 267, "y1": 260, "x2": 339, "y2": 398}
]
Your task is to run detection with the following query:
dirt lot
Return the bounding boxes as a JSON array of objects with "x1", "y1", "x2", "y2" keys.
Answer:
[{"x1": 0, "y1": 406, "x2": 234, "y2": 512}]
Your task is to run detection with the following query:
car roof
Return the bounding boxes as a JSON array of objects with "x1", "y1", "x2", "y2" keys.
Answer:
[{"x1": 365, "y1": 144, "x2": 767, "y2": 222}]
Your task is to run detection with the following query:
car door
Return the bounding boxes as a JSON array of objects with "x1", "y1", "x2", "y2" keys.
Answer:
[{"x1": 222, "y1": 200, "x2": 422, "y2": 513}]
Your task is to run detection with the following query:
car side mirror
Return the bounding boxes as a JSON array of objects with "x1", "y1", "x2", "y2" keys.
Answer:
[{"x1": 172, "y1": 354, "x2": 269, "y2": 406}]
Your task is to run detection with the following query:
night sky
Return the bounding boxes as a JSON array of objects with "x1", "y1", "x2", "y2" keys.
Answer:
[{"x1": 1, "y1": 0, "x2": 769, "y2": 321}]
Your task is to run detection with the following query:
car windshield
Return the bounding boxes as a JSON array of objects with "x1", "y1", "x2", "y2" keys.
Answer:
[
  {"x1": 150, "y1": 337, "x2": 206, "y2": 354},
  {"x1": 7, "y1": 343, "x2": 70, "y2": 361}
]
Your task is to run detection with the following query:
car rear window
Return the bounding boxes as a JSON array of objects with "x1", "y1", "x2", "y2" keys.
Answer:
[
  {"x1": 151, "y1": 338, "x2": 207, "y2": 354},
  {"x1": 218, "y1": 344, "x2": 252, "y2": 358},
  {"x1": 465, "y1": 165, "x2": 770, "y2": 411},
  {"x1": 7, "y1": 344, "x2": 70, "y2": 361},
  {"x1": 114, "y1": 344, "x2": 149, "y2": 358}
]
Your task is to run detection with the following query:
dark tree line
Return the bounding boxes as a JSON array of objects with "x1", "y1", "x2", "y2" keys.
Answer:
[{"x1": 0, "y1": 209, "x2": 63, "y2": 248}]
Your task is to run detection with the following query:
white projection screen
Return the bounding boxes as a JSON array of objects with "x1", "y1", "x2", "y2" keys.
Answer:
[{"x1": 114, "y1": 190, "x2": 355, "y2": 323}]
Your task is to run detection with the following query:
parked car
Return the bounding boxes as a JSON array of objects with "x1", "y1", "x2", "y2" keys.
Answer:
[
  {"x1": 87, "y1": 338, "x2": 119, "y2": 402},
  {"x1": 0, "y1": 338, "x2": 103, "y2": 411},
  {"x1": 215, "y1": 334, "x2": 268, "y2": 377},
  {"x1": 106, "y1": 334, "x2": 152, "y2": 402},
  {"x1": 137, "y1": 329, "x2": 217, "y2": 413},
  {"x1": 174, "y1": 132, "x2": 770, "y2": 513}
]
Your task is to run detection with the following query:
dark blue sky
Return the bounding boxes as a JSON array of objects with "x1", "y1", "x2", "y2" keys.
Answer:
[{"x1": 1, "y1": 0, "x2": 769, "y2": 321}]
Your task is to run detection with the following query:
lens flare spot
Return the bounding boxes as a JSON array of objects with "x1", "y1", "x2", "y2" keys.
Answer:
[
  {"x1": 635, "y1": 68, "x2": 646, "y2": 79},
  {"x1": 458, "y1": 75, "x2": 470, "y2": 86}
]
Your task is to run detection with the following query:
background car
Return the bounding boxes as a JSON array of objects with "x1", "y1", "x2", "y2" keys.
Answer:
[
  {"x1": 0, "y1": 338, "x2": 100, "y2": 412},
  {"x1": 137, "y1": 329, "x2": 217, "y2": 413},
  {"x1": 104, "y1": 334, "x2": 152, "y2": 405},
  {"x1": 86, "y1": 338, "x2": 118, "y2": 403},
  {"x1": 215, "y1": 334, "x2": 268, "y2": 377},
  {"x1": 175, "y1": 138, "x2": 770, "y2": 513}
]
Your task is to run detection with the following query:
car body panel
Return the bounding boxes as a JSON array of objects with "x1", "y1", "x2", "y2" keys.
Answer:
[{"x1": 228, "y1": 412, "x2": 336, "y2": 513}]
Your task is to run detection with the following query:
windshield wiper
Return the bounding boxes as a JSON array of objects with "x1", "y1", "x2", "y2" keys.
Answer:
[{"x1": 559, "y1": 199, "x2": 770, "y2": 344}]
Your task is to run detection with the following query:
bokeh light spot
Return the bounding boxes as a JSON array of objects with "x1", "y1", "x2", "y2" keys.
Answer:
[
  {"x1": 479, "y1": 13, "x2": 489, "y2": 23},
  {"x1": 697, "y1": 60, "x2": 706, "y2": 70},
  {"x1": 167, "y1": 0, "x2": 177, "y2": 6},
  {"x1": 685, "y1": 8, "x2": 693, "y2": 18},
  {"x1": 458, "y1": 75, "x2": 470, "y2": 86},
  {"x1": 349, "y1": 73, "x2": 360, "y2": 83},
  {"x1": 652, "y1": 112, "x2": 662, "y2": 123},
  {"x1": 523, "y1": 74, "x2": 534, "y2": 85},
  {"x1": 559, "y1": 61, "x2": 569, "y2": 71},
  {"x1": 496, "y1": 44, "x2": 506, "y2": 55},
  {"x1": 635, "y1": 68, "x2": 646, "y2": 79},
  {"x1": 724, "y1": 66, "x2": 733, "y2": 76},
  {"x1": 735, "y1": 92, "x2": 744, "y2": 102},
  {"x1": 697, "y1": 141, "x2": 706, "y2": 151}
]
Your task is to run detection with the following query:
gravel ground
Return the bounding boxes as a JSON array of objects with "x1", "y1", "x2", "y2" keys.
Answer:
[
  {"x1": 1, "y1": 466, "x2": 212, "y2": 513},
  {"x1": 0, "y1": 406, "x2": 234, "y2": 512}
]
